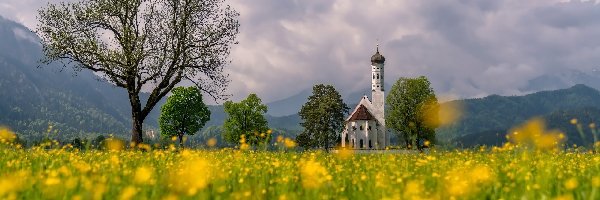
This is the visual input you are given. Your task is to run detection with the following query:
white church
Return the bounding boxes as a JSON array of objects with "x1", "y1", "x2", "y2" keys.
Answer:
[{"x1": 341, "y1": 46, "x2": 389, "y2": 149}]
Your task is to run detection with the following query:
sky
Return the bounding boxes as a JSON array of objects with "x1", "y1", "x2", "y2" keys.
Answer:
[{"x1": 2, "y1": 0, "x2": 600, "y2": 104}]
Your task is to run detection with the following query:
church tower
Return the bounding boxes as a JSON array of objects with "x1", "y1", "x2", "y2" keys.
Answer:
[{"x1": 371, "y1": 45, "x2": 385, "y2": 114}]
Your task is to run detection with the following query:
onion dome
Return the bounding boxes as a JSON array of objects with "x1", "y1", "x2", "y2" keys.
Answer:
[{"x1": 371, "y1": 46, "x2": 385, "y2": 64}]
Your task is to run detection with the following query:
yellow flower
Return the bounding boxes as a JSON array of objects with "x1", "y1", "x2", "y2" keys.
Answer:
[
  {"x1": 404, "y1": 180, "x2": 423, "y2": 199},
  {"x1": 564, "y1": 178, "x2": 578, "y2": 190},
  {"x1": 0, "y1": 126, "x2": 16, "y2": 142},
  {"x1": 555, "y1": 194, "x2": 574, "y2": 200},
  {"x1": 470, "y1": 165, "x2": 494, "y2": 183},
  {"x1": 0, "y1": 170, "x2": 28, "y2": 196},
  {"x1": 169, "y1": 158, "x2": 212, "y2": 196},
  {"x1": 105, "y1": 138, "x2": 125, "y2": 151},
  {"x1": 592, "y1": 177, "x2": 600, "y2": 188},
  {"x1": 119, "y1": 186, "x2": 137, "y2": 200},
  {"x1": 570, "y1": 118, "x2": 578, "y2": 125},
  {"x1": 336, "y1": 148, "x2": 354, "y2": 159},
  {"x1": 206, "y1": 138, "x2": 217, "y2": 147},
  {"x1": 507, "y1": 118, "x2": 564, "y2": 150},
  {"x1": 299, "y1": 159, "x2": 329, "y2": 189},
  {"x1": 134, "y1": 166, "x2": 153, "y2": 184},
  {"x1": 283, "y1": 138, "x2": 296, "y2": 148}
]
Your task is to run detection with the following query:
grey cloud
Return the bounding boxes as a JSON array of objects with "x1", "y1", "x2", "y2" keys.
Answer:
[{"x1": 3, "y1": 0, "x2": 600, "y2": 104}]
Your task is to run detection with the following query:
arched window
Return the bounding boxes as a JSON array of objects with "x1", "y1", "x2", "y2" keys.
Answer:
[
  {"x1": 359, "y1": 125, "x2": 363, "y2": 130},
  {"x1": 369, "y1": 140, "x2": 372, "y2": 148},
  {"x1": 373, "y1": 74, "x2": 375, "y2": 79},
  {"x1": 360, "y1": 139, "x2": 364, "y2": 148},
  {"x1": 377, "y1": 74, "x2": 379, "y2": 79}
]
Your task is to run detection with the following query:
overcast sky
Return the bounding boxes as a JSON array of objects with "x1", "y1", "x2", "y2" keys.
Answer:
[{"x1": 2, "y1": 0, "x2": 600, "y2": 103}]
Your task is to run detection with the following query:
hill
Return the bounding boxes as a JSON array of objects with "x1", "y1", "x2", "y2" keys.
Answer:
[{"x1": 444, "y1": 84, "x2": 600, "y2": 147}]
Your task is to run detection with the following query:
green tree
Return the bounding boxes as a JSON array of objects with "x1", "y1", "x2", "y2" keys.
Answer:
[
  {"x1": 297, "y1": 84, "x2": 349, "y2": 151},
  {"x1": 223, "y1": 94, "x2": 269, "y2": 146},
  {"x1": 36, "y1": 0, "x2": 240, "y2": 144},
  {"x1": 387, "y1": 76, "x2": 439, "y2": 150},
  {"x1": 159, "y1": 86, "x2": 210, "y2": 147}
]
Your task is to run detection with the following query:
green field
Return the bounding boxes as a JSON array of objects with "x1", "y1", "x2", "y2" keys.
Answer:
[{"x1": 1, "y1": 145, "x2": 599, "y2": 200}]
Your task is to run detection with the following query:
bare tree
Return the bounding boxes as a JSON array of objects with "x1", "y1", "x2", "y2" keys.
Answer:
[{"x1": 36, "y1": 0, "x2": 239, "y2": 144}]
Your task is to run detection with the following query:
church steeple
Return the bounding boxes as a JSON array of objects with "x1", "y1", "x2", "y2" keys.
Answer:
[
  {"x1": 371, "y1": 45, "x2": 385, "y2": 92},
  {"x1": 370, "y1": 44, "x2": 385, "y2": 125}
]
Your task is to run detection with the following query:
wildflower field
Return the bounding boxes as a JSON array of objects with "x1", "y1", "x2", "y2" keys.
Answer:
[{"x1": 1, "y1": 146, "x2": 600, "y2": 200}]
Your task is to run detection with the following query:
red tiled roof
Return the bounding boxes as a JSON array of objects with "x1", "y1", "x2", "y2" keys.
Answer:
[{"x1": 348, "y1": 105, "x2": 375, "y2": 121}]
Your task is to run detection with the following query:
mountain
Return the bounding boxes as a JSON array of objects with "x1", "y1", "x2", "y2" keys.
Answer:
[
  {"x1": 0, "y1": 16, "x2": 158, "y2": 142},
  {"x1": 266, "y1": 89, "x2": 311, "y2": 117},
  {"x1": 521, "y1": 69, "x2": 600, "y2": 92},
  {"x1": 443, "y1": 84, "x2": 600, "y2": 147}
]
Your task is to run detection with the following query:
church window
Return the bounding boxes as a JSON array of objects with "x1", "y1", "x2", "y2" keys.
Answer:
[
  {"x1": 377, "y1": 74, "x2": 379, "y2": 79},
  {"x1": 369, "y1": 140, "x2": 372, "y2": 148},
  {"x1": 352, "y1": 139, "x2": 354, "y2": 148},
  {"x1": 368, "y1": 126, "x2": 371, "y2": 130},
  {"x1": 373, "y1": 74, "x2": 375, "y2": 79},
  {"x1": 352, "y1": 126, "x2": 356, "y2": 131},
  {"x1": 359, "y1": 125, "x2": 363, "y2": 130},
  {"x1": 360, "y1": 139, "x2": 364, "y2": 148}
]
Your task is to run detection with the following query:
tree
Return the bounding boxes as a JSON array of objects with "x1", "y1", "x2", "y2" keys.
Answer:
[
  {"x1": 222, "y1": 94, "x2": 269, "y2": 146},
  {"x1": 297, "y1": 84, "x2": 349, "y2": 151},
  {"x1": 36, "y1": 0, "x2": 240, "y2": 144},
  {"x1": 159, "y1": 86, "x2": 210, "y2": 147},
  {"x1": 386, "y1": 76, "x2": 439, "y2": 150}
]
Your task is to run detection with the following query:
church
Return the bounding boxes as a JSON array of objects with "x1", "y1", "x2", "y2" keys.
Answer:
[{"x1": 341, "y1": 46, "x2": 389, "y2": 149}]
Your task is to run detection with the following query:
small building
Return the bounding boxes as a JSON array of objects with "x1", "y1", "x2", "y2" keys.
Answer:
[{"x1": 341, "y1": 46, "x2": 389, "y2": 149}]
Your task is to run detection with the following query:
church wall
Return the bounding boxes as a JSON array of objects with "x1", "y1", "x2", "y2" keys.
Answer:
[{"x1": 343, "y1": 120, "x2": 381, "y2": 149}]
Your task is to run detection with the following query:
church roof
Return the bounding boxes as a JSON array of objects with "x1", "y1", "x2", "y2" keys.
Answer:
[
  {"x1": 347, "y1": 104, "x2": 375, "y2": 121},
  {"x1": 345, "y1": 96, "x2": 385, "y2": 126},
  {"x1": 371, "y1": 46, "x2": 385, "y2": 64}
]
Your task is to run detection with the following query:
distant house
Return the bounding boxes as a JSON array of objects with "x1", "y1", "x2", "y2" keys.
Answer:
[{"x1": 341, "y1": 46, "x2": 389, "y2": 149}]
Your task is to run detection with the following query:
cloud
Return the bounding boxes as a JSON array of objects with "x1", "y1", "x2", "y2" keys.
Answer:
[{"x1": 3, "y1": 0, "x2": 600, "y2": 103}]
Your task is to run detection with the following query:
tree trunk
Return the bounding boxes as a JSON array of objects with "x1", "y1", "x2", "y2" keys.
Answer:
[
  {"x1": 131, "y1": 113, "x2": 144, "y2": 145},
  {"x1": 324, "y1": 131, "x2": 329, "y2": 153},
  {"x1": 129, "y1": 92, "x2": 144, "y2": 145},
  {"x1": 178, "y1": 134, "x2": 184, "y2": 147}
]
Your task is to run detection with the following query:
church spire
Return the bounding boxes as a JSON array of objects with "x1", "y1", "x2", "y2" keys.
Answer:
[{"x1": 371, "y1": 44, "x2": 385, "y2": 65}]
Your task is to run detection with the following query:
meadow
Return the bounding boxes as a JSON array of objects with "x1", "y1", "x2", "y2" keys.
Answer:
[
  {"x1": 2, "y1": 118, "x2": 600, "y2": 200},
  {"x1": 0, "y1": 144, "x2": 599, "y2": 200}
]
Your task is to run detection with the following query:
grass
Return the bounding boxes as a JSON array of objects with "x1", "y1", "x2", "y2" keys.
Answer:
[{"x1": 0, "y1": 146, "x2": 599, "y2": 200}]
